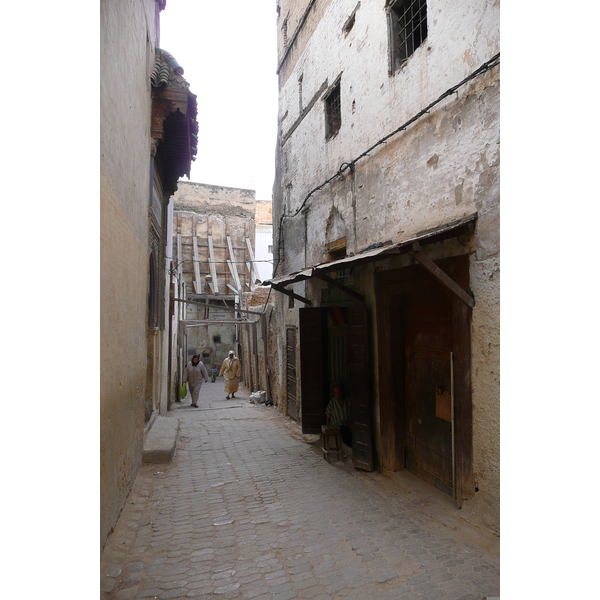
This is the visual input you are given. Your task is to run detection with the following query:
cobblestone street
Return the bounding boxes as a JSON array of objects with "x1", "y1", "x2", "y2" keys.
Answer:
[{"x1": 101, "y1": 381, "x2": 499, "y2": 600}]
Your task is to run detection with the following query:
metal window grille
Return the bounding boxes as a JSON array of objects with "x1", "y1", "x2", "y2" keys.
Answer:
[
  {"x1": 392, "y1": 0, "x2": 427, "y2": 68},
  {"x1": 325, "y1": 83, "x2": 341, "y2": 139}
]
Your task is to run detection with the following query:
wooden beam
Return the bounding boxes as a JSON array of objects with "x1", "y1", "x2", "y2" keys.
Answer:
[
  {"x1": 271, "y1": 283, "x2": 312, "y2": 305},
  {"x1": 245, "y1": 237, "x2": 258, "y2": 291},
  {"x1": 410, "y1": 247, "x2": 475, "y2": 308},
  {"x1": 176, "y1": 214, "x2": 183, "y2": 280},
  {"x1": 192, "y1": 216, "x2": 202, "y2": 294},
  {"x1": 226, "y1": 235, "x2": 242, "y2": 294},
  {"x1": 313, "y1": 271, "x2": 365, "y2": 303},
  {"x1": 207, "y1": 231, "x2": 219, "y2": 293}
]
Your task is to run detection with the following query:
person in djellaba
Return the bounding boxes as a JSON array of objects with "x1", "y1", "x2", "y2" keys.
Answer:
[
  {"x1": 183, "y1": 354, "x2": 209, "y2": 408},
  {"x1": 219, "y1": 350, "x2": 241, "y2": 399}
]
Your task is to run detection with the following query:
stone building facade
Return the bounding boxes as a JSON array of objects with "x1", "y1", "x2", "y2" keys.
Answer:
[
  {"x1": 171, "y1": 182, "x2": 258, "y2": 378},
  {"x1": 101, "y1": 0, "x2": 197, "y2": 553},
  {"x1": 269, "y1": 0, "x2": 500, "y2": 531}
]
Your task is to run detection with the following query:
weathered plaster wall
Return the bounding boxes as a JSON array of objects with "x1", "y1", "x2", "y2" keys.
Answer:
[
  {"x1": 272, "y1": 0, "x2": 500, "y2": 531},
  {"x1": 100, "y1": 0, "x2": 159, "y2": 557},
  {"x1": 172, "y1": 182, "x2": 257, "y2": 370}
]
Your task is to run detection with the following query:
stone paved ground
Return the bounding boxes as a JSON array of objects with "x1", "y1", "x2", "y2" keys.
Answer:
[{"x1": 101, "y1": 380, "x2": 499, "y2": 599}]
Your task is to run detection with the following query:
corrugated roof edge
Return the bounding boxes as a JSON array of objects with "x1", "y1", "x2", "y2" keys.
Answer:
[{"x1": 264, "y1": 213, "x2": 477, "y2": 287}]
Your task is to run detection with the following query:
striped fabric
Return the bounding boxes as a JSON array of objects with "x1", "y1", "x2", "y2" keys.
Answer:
[{"x1": 325, "y1": 397, "x2": 349, "y2": 427}]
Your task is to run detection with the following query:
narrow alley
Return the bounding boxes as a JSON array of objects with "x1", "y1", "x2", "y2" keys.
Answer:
[{"x1": 101, "y1": 381, "x2": 499, "y2": 600}]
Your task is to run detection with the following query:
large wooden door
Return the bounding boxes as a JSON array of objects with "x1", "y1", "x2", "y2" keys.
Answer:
[
  {"x1": 376, "y1": 256, "x2": 473, "y2": 502},
  {"x1": 348, "y1": 304, "x2": 373, "y2": 471},
  {"x1": 286, "y1": 328, "x2": 297, "y2": 419},
  {"x1": 403, "y1": 275, "x2": 455, "y2": 495},
  {"x1": 299, "y1": 308, "x2": 326, "y2": 433}
]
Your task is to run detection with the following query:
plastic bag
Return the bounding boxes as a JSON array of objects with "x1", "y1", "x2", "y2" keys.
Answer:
[{"x1": 180, "y1": 382, "x2": 187, "y2": 399}]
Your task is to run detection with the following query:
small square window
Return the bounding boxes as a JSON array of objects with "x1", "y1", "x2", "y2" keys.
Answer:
[
  {"x1": 268, "y1": 244, "x2": 273, "y2": 254},
  {"x1": 325, "y1": 82, "x2": 341, "y2": 140},
  {"x1": 213, "y1": 335, "x2": 221, "y2": 344},
  {"x1": 389, "y1": 0, "x2": 427, "y2": 71}
]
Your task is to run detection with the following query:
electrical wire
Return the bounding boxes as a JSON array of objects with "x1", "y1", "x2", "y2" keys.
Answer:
[{"x1": 273, "y1": 52, "x2": 500, "y2": 278}]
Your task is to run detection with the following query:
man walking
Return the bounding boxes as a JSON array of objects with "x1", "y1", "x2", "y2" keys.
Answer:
[
  {"x1": 183, "y1": 354, "x2": 209, "y2": 408},
  {"x1": 219, "y1": 350, "x2": 241, "y2": 399}
]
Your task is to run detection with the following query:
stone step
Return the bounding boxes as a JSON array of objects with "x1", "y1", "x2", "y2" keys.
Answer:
[{"x1": 142, "y1": 416, "x2": 179, "y2": 464}]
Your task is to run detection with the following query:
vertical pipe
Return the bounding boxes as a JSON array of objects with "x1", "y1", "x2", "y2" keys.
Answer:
[
  {"x1": 167, "y1": 266, "x2": 174, "y2": 410},
  {"x1": 451, "y1": 351, "x2": 456, "y2": 502}
]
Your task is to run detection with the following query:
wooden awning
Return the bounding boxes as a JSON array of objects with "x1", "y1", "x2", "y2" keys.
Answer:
[{"x1": 264, "y1": 213, "x2": 477, "y2": 307}]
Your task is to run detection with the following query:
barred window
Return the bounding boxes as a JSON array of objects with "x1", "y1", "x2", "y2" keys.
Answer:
[
  {"x1": 325, "y1": 81, "x2": 341, "y2": 140},
  {"x1": 389, "y1": 0, "x2": 427, "y2": 72}
]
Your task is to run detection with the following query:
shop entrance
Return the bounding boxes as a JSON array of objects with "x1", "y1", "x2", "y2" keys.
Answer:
[
  {"x1": 299, "y1": 304, "x2": 373, "y2": 471},
  {"x1": 377, "y1": 255, "x2": 473, "y2": 503}
]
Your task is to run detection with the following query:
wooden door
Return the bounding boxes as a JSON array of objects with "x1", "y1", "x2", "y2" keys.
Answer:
[
  {"x1": 348, "y1": 304, "x2": 373, "y2": 471},
  {"x1": 286, "y1": 328, "x2": 297, "y2": 419},
  {"x1": 299, "y1": 308, "x2": 326, "y2": 434},
  {"x1": 403, "y1": 287, "x2": 454, "y2": 495}
]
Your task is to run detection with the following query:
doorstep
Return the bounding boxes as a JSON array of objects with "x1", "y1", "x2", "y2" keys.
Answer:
[{"x1": 142, "y1": 416, "x2": 180, "y2": 464}]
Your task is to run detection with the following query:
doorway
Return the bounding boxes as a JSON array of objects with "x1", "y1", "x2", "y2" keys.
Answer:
[
  {"x1": 377, "y1": 255, "x2": 473, "y2": 502},
  {"x1": 299, "y1": 304, "x2": 373, "y2": 471}
]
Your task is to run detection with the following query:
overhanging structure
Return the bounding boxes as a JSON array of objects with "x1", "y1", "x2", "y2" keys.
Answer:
[{"x1": 264, "y1": 213, "x2": 477, "y2": 307}]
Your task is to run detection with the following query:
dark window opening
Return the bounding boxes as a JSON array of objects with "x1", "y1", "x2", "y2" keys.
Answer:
[
  {"x1": 289, "y1": 294, "x2": 295, "y2": 309},
  {"x1": 389, "y1": 0, "x2": 427, "y2": 71},
  {"x1": 325, "y1": 82, "x2": 341, "y2": 140},
  {"x1": 213, "y1": 335, "x2": 221, "y2": 344}
]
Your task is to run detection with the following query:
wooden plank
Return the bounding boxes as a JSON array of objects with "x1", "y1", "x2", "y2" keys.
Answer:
[
  {"x1": 226, "y1": 283, "x2": 239, "y2": 295},
  {"x1": 272, "y1": 284, "x2": 312, "y2": 306},
  {"x1": 245, "y1": 237, "x2": 257, "y2": 291},
  {"x1": 261, "y1": 313, "x2": 271, "y2": 404},
  {"x1": 226, "y1": 236, "x2": 242, "y2": 294},
  {"x1": 192, "y1": 217, "x2": 201, "y2": 294},
  {"x1": 313, "y1": 271, "x2": 365, "y2": 303},
  {"x1": 207, "y1": 234, "x2": 219, "y2": 294},
  {"x1": 246, "y1": 262, "x2": 252, "y2": 288},
  {"x1": 411, "y1": 247, "x2": 475, "y2": 308},
  {"x1": 177, "y1": 232, "x2": 183, "y2": 280},
  {"x1": 349, "y1": 303, "x2": 374, "y2": 471}
]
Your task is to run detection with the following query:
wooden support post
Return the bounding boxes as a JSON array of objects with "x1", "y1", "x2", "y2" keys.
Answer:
[
  {"x1": 192, "y1": 216, "x2": 202, "y2": 294},
  {"x1": 226, "y1": 234, "x2": 242, "y2": 295},
  {"x1": 261, "y1": 312, "x2": 271, "y2": 404},
  {"x1": 246, "y1": 237, "x2": 258, "y2": 290},
  {"x1": 271, "y1": 283, "x2": 312, "y2": 305},
  {"x1": 176, "y1": 213, "x2": 183, "y2": 281},
  {"x1": 410, "y1": 244, "x2": 475, "y2": 308},
  {"x1": 253, "y1": 322, "x2": 259, "y2": 393},
  {"x1": 207, "y1": 218, "x2": 219, "y2": 294},
  {"x1": 313, "y1": 271, "x2": 365, "y2": 303}
]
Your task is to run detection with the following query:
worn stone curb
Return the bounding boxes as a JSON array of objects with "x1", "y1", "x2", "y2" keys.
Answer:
[{"x1": 142, "y1": 416, "x2": 179, "y2": 464}]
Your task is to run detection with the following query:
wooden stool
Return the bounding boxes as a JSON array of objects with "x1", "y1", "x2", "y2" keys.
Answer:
[{"x1": 321, "y1": 425, "x2": 342, "y2": 462}]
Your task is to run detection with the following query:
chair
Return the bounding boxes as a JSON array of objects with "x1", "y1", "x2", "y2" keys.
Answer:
[{"x1": 321, "y1": 425, "x2": 342, "y2": 462}]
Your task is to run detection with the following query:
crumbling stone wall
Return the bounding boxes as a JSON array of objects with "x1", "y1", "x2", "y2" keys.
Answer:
[{"x1": 272, "y1": 0, "x2": 500, "y2": 531}]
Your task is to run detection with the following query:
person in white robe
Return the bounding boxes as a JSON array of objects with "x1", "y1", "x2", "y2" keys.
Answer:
[{"x1": 219, "y1": 350, "x2": 241, "y2": 399}]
